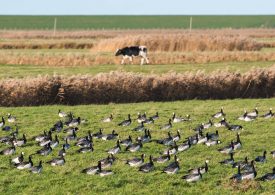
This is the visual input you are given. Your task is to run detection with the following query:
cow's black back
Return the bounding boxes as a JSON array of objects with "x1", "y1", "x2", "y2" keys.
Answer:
[{"x1": 121, "y1": 46, "x2": 140, "y2": 56}]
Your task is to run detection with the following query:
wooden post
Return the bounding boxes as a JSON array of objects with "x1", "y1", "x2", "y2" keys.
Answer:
[
  {"x1": 189, "y1": 17, "x2": 192, "y2": 32},
  {"x1": 53, "y1": 18, "x2": 57, "y2": 36}
]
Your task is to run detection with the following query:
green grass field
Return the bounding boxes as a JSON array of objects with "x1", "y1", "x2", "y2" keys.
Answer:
[
  {"x1": 0, "y1": 14, "x2": 275, "y2": 194},
  {"x1": 0, "y1": 15, "x2": 275, "y2": 29},
  {"x1": 0, "y1": 99, "x2": 274, "y2": 194},
  {"x1": 1, "y1": 60, "x2": 274, "y2": 79},
  {"x1": 0, "y1": 17, "x2": 274, "y2": 194}
]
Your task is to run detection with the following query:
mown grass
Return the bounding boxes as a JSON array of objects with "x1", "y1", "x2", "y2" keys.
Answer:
[
  {"x1": 0, "y1": 99, "x2": 274, "y2": 194},
  {"x1": 0, "y1": 60, "x2": 274, "y2": 79},
  {"x1": 1, "y1": 15, "x2": 275, "y2": 29}
]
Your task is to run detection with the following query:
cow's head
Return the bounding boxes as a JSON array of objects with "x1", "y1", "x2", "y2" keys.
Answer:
[{"x1": 115, "y1": 49, "x2": 122, "y2": 56}]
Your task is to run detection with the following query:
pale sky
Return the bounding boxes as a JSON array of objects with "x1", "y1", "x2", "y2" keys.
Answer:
[{"x1": 0, "y1": 0, "x2": 274, "y2": 15}]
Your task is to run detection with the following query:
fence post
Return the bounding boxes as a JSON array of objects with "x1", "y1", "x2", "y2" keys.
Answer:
[
  {"x1": 189, "y1": 17, "x2": 192, "y2": 32},
  {"x1": 53, "y1": 17, "x2": 57, "y2": 36}
]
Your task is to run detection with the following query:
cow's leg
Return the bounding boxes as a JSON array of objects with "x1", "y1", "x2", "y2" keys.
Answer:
[
  {"x1": 121, "y1": 56, "x2": 127, "y2": 65},
  {"x1": 140, "y1": 53, "x2": 149, "y2": 65},
  {"x1": 140, "y1": 58, "x2": 144, "y2": 65},
  {"x1": 129, "y1": 56, "x2": 133, "y2": 64},
  {"x1": 145, "y1": 57, "x2": 149, "y2": 64}
]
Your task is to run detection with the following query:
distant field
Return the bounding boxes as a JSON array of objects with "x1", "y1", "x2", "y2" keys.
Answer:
[
  {"x1": 0, "y1": 15, "x2": 275, "y2": 29},
  {"x1": 0, "y1": 99, "x2": 274, "y2": 194}
]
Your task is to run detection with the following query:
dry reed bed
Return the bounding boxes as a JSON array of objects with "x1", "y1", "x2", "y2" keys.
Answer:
[
  {"x1": 0, "y1": 34, "x2": 264, "y2": 51},
  {"x1": 1, "y1": 29, "x2": 275, "y2": 39},
  {"x1": 92, "y1": 34, "x2": 262, "y2": 52},
  {"x1": 1, "y1": 51, "x2": 275, "y2": 66},
  {"x1": 261, "y1": 42, "x2": 275, "y2": 48},
  {"x1": 1, "y1": 68, "x2": 275, "y2": 106},
  {"x1": 0, "y1": 42, "x2": 94, "y2": 49},
  {"x1": 149, "y1": 52, "x2": 275, "y2": 64}
]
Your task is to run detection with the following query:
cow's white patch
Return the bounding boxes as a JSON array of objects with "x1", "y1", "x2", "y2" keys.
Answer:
[{"x1": 138, "y1": 46, "x2": 149, "y2": 65}]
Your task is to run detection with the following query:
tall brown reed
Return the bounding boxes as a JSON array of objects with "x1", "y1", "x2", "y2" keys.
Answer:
[
  {"x1": 0, "y1": 42, "x2": 93, "y2": 49},
  {"x1": 92, "y1": 34, "x2": 262, "y2": 52},
  {"x1": 0, "y1": 68, "x2": 274, "y2": 106}
]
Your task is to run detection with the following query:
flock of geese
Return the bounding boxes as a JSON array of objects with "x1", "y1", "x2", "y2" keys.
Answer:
[{"x1": 0, "y1": 107, "x2": 274, "y2": 183}]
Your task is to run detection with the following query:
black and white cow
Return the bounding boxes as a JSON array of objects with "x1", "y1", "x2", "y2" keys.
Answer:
[{"x1": 115, "y1": 46, "x2": 149, "y2": 65}]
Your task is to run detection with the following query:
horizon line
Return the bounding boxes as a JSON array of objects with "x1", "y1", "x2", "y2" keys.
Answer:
[{"x1": 0, "y1": 14, "x2": 275, "y2": 16}]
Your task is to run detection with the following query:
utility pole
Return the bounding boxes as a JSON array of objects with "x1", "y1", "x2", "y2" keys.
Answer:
[
  {"x1": 189, "y1": 17, "x2": 192, "y2": 32},
  {"x1": 53, "y1": 17, "x2": 57, "y2": 36}
]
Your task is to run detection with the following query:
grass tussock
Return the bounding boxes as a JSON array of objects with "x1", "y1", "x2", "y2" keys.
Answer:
[
  {"x1": 1, "y1": 68, "x2": 275, "y2": 106},
  {"x1": 224, "y1": 180, "x2": 263, "y2": 193},
  {"x1": 92, "y1": 34, "x2": 262, "y2": 52}
]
